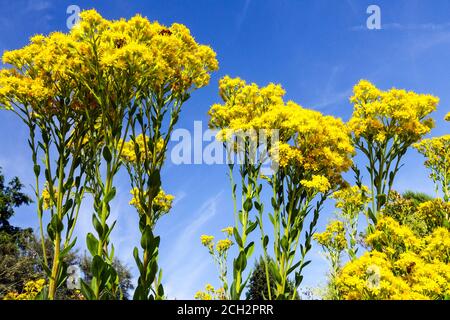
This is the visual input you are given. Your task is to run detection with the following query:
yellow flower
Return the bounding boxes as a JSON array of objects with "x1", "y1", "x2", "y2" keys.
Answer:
[
  {"x1": 300, "y1": 175, "x2": 331, "y2": 194},
  {"x1": 314, "y1": 220, "x2": 347, "y2": 252},
  {"x1": 200, "y1": 235, "x2": 215, "y2": 247},
  {"x1": 3, "y1": 279, "x2": 45, "y2": 300},
  {"x1": 349, "y1": 80, "x2": 438, "y2": 143},
  {"x1": 129, "y1": 187, "x2": 174, "y2": 218},
  {"x1": 445, "y1": 112, "x2": 450, "y2": 121},
  {"x1": 216, "y1": 239, "x2": 233, "y2": 254},
  {"x1": 120, "y1": 135, "x2": 165, "y2": 164},
  {"x1": 210, "y1": 77, "x2": 354, "y2": 186},
  {"x1": 42, "y1": 184, "x2": 58, "y2": 210},
  {"x1": 221, "y1": 227, "x2": 233, "y2": 236}
]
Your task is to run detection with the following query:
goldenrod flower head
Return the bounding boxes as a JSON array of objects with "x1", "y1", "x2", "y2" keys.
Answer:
[
  {"x1": 129, "y1": 187, "x2": 174, "y2": 217},
  {"x1": 221, "y1": 226, "x2": 233, "y2": 237},
  {"x1": 120, "y1": 135, "x2": 165, "y2": 164},
  {"x1": 216, "y1": 239, "x2": 233, "y2": 254},
  {"x1": 200, "y1": 235, "x2": 214, "y2": 247},
  {"x1": 333, "y1": 185, "x2": 371, "y2": 217},
  {"x1": 42, "y1": 183, "x2": 58, "y2": 210},
  {"x1": 3, "y1": 279, "x2": 46, "y2": 300},
  {"x1": 314, "y1": 220, "x2": 347, "y2": 252},
  {"x1": 349, "y1": 80, "x2": 438, "y2": 143},
  {"x1": 300, "y1": 175, "x2": 331, "y2": 194}
]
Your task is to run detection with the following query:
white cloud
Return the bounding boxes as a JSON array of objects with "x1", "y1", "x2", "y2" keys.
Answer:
[{"x1": 163, "y1": 190, "x2": 224, "y2": 299}]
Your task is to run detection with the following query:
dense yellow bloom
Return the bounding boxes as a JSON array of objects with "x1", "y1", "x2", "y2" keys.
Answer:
[
  {"x1": 314, "y1": 220, "x2": 347, "y2": 252},
  {"x1": 416, "y1": 199, "x2": 450, "y2": 231},
  {"x1": 365, "y1": 216, "x2": 420, "y2": 256},
  {"x1": 336, "y1": 212, "x2": 450, "y2": 299},
  {"x1": 129, "y1": 187, "x2": 174, "y2": 216},
  {"x1": 3, "y1": 279, "x2": 45, "y2": 300},
  {"x1": 200, "y1": 235, "x2": 215, "y2": 247},
  {"x1": 414, "y1": 135, "x2": 450, "y2": 201},
  {"x1": 120, "y1": 135, "x2": 165, "y2": 164},
  {"x1": 71, "y1": 10, "x2": 218, "y2": 94},
  {"x1": 216, "y1": 239, "x2": 233, "y2": 254},
  {"x1": 333, "y1": 185, "x2": 371, "y2": 214},
  {"x1": 209, "y1": 76, "x2": 354, "y2": 190},
  {"x1": 349, "y1": 80, "x2": 437, "y2": 143},
  {"x1": 300, "y1": 175, "x2": 331, "y2": 194}
]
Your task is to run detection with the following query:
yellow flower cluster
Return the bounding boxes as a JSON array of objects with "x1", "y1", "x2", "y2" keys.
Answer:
[
  {"x1": 194, "y1": 284, "x2": 226, "y2": 300},
  {"x1": 120, "y1": 135, "x2": 164, "y2": 164},
  {"x1": 42, "y1": 184, "x2": 58, "y2": 210},
  {"x1": 333, "y1": 185, "x2": 371, "y2": 213},
  {"x1": 416, "y1": 199, "x2": 450, "y2": 231},
  {"x1": 300, "y1": 175, "x2": 331, "y2": 194},
  {"x1": 221, "y1": 227, "x2": 234, "y2": 237},
  {"x1": 365, "y1": 216, "x2": 421, "y2": 256},
  {"x1": 1, "y1": 9, "x2": 218, "y2": 116},
  {"x1": 209, "y1": 76, "x2": 354, "y2": 190},
  {"x1": 129, "y1": 187, "x2": 174, "y2": 216},
  {"x1": 313, "y1": 220, "x2": 348, "y2": 252},
  {"x1": 200, "y1": 235, "x2": 215, "y2": 248},
  {"x1": 71, "y1": 10, "x2": 218, "y2": 94},
  {"x1": 336, "y1": 214, "x2": 450, "y2": 299},
  {"x1": 414, "y1": 135, "x2": 450, "y2": 201},
  {"x1": 3, "y1": 279, "x2": 45, "y2": 300},
  {"x1": 349, "y1": 80, "x2": 438, "y2": 143},
  {"x1": 445, "y1": 112, "x2": 450, "y2": 121},
  {"x1": 216, "y1": 239, "x2": 233, "y2": 254}
]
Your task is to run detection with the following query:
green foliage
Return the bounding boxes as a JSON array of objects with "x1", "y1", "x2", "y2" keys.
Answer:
[{"x1": 246, "y1": 256, "x2": 298, "y2": 300}]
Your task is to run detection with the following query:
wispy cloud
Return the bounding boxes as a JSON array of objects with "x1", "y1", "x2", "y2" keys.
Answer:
[
  {"x1": 350, "y1": 22, "x2": 450, "y2": 32},
  {"x1": 163, "y1": 190, "x2": 224, "y2": 299},
  {"x1": 310, "y1": 66, "x2": 352, "y2": 111},
  {"x1": 26, "y1": 0, "x2": 51, "y2": 12},
  {"x1": 236, "y1": 0, "x2": 252, "y2": 31}
]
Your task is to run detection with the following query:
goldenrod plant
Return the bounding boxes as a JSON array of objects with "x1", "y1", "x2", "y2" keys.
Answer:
[
  {"x1": 114, "y1": 14, "x2": 217, "y2": 299},
  {"x1": 199, "y1": 228, "x2": 234, "y2": 299},
  {"x1": 209, "y1": 77, "x2": 281, "y2": 299},
  {"x1": 349, "y1": 80, "x2": 438, "y2": 223},
  {"x1": 0, "y1": 32, "x2": 93, "y2": 299}
]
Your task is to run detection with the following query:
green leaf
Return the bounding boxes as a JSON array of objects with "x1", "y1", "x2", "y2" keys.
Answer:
[
  {"x1": 104, "y1": 187, "x2": 116, "y2": 203},
  {"x1": 233, "y1": 227, "x2": 243, "y2": 248},
  {"x1": 33, "y1": 164, "x2": 41, "y2": 177},
  {"x1": 86, "y1": 233, "x2": 99, "y2": 256},
  {"x1": 263, "y1": 235, "x2": 269, "y2": 248},
  {"x1": 50, "y1": 214, "x2": 63, "y2": 234},
  {"x1": 244, "y1": 241, "x2": 255, "y2": 258},
  {"x1": 102, "y1": 146, "x2": 112, "y2": 163},
  {"x1": 243, "y1": 198, "x2": 253, "y2": 212},
  {"x1": 245, "y1": 220, "x2": 258, "y2": 235},
  {"x1": 80, "y1": 279, "x2": 94, "y2": 300}
]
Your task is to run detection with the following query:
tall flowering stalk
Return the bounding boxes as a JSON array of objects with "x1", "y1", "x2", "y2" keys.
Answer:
[
  {"x1": 348, "y1": 80, "x2": 438, "y2": 223},
  {"x1": 198, "y1": 228, "x2": 234, "y2": 299},
  {"x1": 209, "y1": 77, "x2": 284, "y2": 299},
  {"x1": 267, "y1": 106, "x2": 354, "y2": 299},
  {"x1": 104, "y1": 14, "x2": 217, "y2": 299},
  {"x1": 209, "y1": 77, "x2": 354, "y2": 300},
  {"x1": 0, "y1": 33, "x2": 91, "y2": 299}
]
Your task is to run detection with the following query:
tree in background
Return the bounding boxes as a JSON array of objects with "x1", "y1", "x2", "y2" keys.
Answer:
[{"x1": 246, "y1": 256, "x2": 298, "y2": 300}]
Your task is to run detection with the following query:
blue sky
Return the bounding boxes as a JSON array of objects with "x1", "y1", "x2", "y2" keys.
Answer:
[{"x1": 1, "y1": 0, "x2": 449, "y2": 299}]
